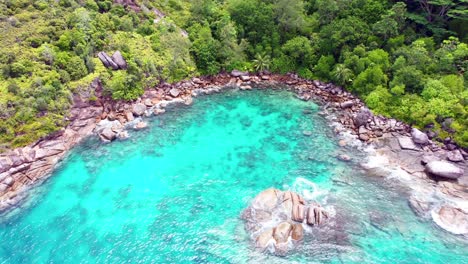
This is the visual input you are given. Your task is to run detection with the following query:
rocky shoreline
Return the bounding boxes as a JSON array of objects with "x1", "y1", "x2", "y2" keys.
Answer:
[{"x1": 0, "y1": 71, "x2": 466, "y2": 235}]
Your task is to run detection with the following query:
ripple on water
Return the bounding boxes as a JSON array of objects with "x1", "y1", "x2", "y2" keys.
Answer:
[{"x1": 0, "y1": 89, "x2": 467, "y2": 263}]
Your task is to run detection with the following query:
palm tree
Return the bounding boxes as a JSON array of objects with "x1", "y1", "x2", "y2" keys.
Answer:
[
  {"x1": 332, "y1": 64, "x2": 353, "y2": 86},
  {"x1": 252, "y1": 52, "x2": 271, "y2": 72}
]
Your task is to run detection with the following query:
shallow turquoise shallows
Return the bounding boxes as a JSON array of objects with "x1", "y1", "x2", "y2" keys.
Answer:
[{"x1": 1, "y1": 89, "x2": 467, "y2": 263}]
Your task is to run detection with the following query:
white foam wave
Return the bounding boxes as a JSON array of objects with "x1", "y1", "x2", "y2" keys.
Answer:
[{"x1": 291, "y1": 177, "x2": 328, "y2": 202}]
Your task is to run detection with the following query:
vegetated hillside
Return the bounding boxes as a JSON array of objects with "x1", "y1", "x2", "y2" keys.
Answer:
[{"x1": 0, "y1": 0, "x2": 467, "y2": 150}]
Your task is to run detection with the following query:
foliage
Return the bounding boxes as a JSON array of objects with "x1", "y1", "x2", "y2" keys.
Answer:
[{"x1": 1, "y1": 0, "x2": 467, "y2": 149}]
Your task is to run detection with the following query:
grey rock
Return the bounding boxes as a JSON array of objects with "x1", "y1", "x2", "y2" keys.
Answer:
[
  {"x1": 458, "y1": 176, "x2": 468, "y2": 186},
  {"x1": 0, "y1": 172, "x2": 8, "y2": 182},
  {"x1": 446, "y1": 144, "x2": 457, "y2": 151},
  {"x1": 169, "y1": 88, "x2": 181, "y2": 97},
  {"x1": 408, "y1": 195, "x2": 432, "y2": 218},
  {"x1": 354, "y1": 109, "x2": 372, "y2": 128},
  {"x1": 0, "y1": 158, "x2": 12, "y2": 174},
  {"x1": 441, "y1": 118, "x2": 453, "y2": 131},
  {"x1": 460, "y1": 149, "x2": 468, "y2": 158},
  {"x1": 421, "y1": 155, "x2": 439, "y2": 165},
  {"x1": 192, "y1": 77, "x2": 204, "y2": 84},
  {"x1": 255, "y1": 228, "x2": 274, "y2": 249},
  {"x1": 374, "y1": 130, "x2": 383, "y2": 137},
  {"x1": 144, "y1": 98, "x2": 153, "y2": 107},
  {"x1": 94, "y1": 119, "x2": 122, "y2": 133},
  {"x1": 433, "y1": 206, "x2": 468, "y2": 235},
  {"x1": 134, "y1": 121, "x2": 148, "y2": 130},
  {"x1": 9, "y1": 163, "x2": 30, "y2": 174},
  {"x1": 132, "y1": 103, "x2": 146, "y2": 117},
  {"x1": 111, "y1": 51, "x2": 127, "y2": 69},
  {"x1": 411, "y1": 128, "x2": 429, "y2": 145},
  {"x1": 35, "y1": 148, "x2": 63, "y2": 160},
  {"x1": 100, "y1": 128, "x2": 116, "y2": 142},
  {"x1": 9, "y1": 155, "x2": 24, "y2": 167},
  {"x1": 340, "y1": 100, "x2": 354, "y2": 109},
  {"x1": 231, "y1": 70, "x2": 248, "y2": 77},
  {"x1": 447, "y1": 150, "x2": 464, "y2": 162},
  {"x1": 0, "y1": 184, "x2": 8, "y2": 193},
  {"x1": 425, "y1": 160, "x2": 464, "y2": 179},
  {"x1": 125, "y1": 111, "x2": 134, "y2": 122},
  {"x1": 398, "y1": 137, "x2": 420, "y2": 151},
  {"x1": 3, "y1": 176, "x2": 14, "y2": 186},
  {"x1": 116, "y1": 130, "x2": 129, "y2": 140},
  {"x1": 358, "y1": 126, "x2": 368, "y2": 134},
  {"x1": 426, "y1": 130, "x2": 437, "y2": 139},
  {"x1": 154, "y1": 108, "x2": 166, "y2": 115},
  {"x1": 97, "y1": 52, "x2": 119, "y2": 70},
  {"x1": 240, "y1": 75, "x2": 251, "y2": 81},
  {"x1": 273, "y1": 222, "x2": 292, "y2": 243},
  {"x1": 359, "y1": 134, "x2": 369, "y2": 141}
]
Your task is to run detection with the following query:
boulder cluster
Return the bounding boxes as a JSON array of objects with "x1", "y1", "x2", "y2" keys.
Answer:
[
  {"x1": 242, "y1": 188, "x2": 329, "y2": 255},
  {"x1": 97, "y1": 51, "x2": 127, "y2": 70}
]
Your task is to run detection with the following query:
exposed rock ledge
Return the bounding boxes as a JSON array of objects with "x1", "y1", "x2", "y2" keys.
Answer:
[
  {"x1": 242, "y1": 188, "x2": 329, "y2": 255},
  {"x1": 0, "y1": 71, "x2": 466, "y2": 236}
]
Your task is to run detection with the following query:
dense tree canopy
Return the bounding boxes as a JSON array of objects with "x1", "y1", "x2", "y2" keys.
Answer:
[{"x1": 0, "y1": 0, "x2": 467, "y2": 149}]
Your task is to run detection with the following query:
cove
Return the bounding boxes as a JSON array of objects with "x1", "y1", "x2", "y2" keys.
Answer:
[{"x1": 0, "y1": 89, "x2": 467, "y2": 263}]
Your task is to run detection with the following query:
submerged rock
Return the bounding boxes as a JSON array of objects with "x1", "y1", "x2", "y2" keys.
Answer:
[
  {"x1": 425, "y1": 160, "x2": 464, "y2": 179},
  {"x1": 242, "y1": 188, "x2": 329, "y2": 255},
  {"x1": 134, "y1": 121, "x2": 148, "y2": 130},
  {"x1": 337, "y1": 154, "x2": 352, "y2": 162}
]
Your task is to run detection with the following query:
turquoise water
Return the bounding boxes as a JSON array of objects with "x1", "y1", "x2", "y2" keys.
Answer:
[{"x1": 1, "y1": 89, "x2": 467, "y2": 263}]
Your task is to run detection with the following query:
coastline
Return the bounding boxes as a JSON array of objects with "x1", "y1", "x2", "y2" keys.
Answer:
[{"x1": 0, "y1": 72, "x2": 466, "y2": 235}]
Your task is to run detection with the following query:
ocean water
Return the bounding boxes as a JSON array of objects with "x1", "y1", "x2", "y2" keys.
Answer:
[{"x1": 0, "y1": 89, "x2": 467, "y2": 263}]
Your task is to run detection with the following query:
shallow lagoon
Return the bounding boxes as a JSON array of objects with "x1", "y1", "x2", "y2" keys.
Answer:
[{"x1": 1, "y1": 89, "x2": 467, "y2": 263}]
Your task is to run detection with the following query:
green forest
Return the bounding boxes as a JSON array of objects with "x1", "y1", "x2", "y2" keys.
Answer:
[{"x1": 0, "y1": 0, "x2": 467, "y2": 149}]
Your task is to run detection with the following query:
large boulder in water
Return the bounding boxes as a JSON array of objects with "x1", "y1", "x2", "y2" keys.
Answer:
[
  {"x1": 273, "y1": 222, "x2": 293, "y2": 243},
  {"x1": 432, "y1": 206, "x2": 468, "y2": 235},
  {"x1": 251, "y1": 188, "x2": 280, "y2": 211},
  {"x1": 242, "y1": 188, "x2": 330, "y2": 255},
  {"x1": 425, "y1": 161, "x2": 464, "y2": 179}
]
